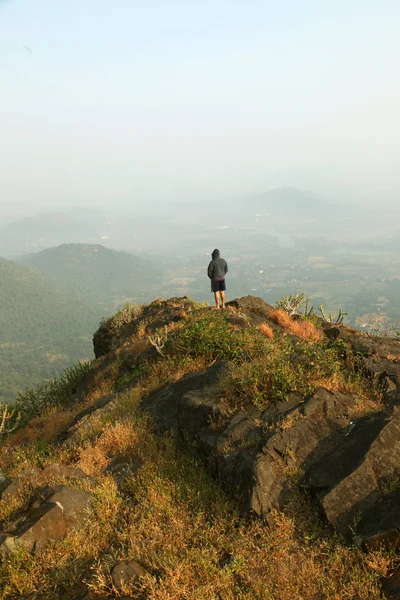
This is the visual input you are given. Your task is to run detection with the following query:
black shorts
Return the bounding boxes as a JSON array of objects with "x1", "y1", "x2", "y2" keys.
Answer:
[{"x1": 211, "y1": 279, "x2": 226, "y2": 293}]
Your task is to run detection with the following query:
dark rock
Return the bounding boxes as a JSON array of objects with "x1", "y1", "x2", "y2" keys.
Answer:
[
  {"x1": 322, "y1": 325, "x2": 400, "y2": 396},
  {"x1": 1, "y1": 467, "x2": 39, "y2": 502},
  {"x1": 112, "y1": 559, "x2": 148, "y2": 590},
  {"x1": 105, "y1": 455, "x2": 142, "y2": 482},
  {"x1": 262, "y1": 393, "x2": 303, "y2": 424},
  {"x1": 218, "y1": 407, "x2": 262, "y2": 453},
  {"x1": 93, "y1": 296, "x2": 190, "y2": 359},
  {"x1": 304, "y1": 408, "x2": 400, "y2": 535},
  {"x1": 0, "y1": 471, "x2": 12, "y2": 496},
  {"x1": 226, "y1": 295, "x2": 273, "y2": 316},
  {"x1": 59, "y1": 394, "x2": 116, "y2": 446},
  {"x1": 219, "y1": 552, "x2": 234, "y2": 568},
  {"x1": 300, "y1": 387, "x2": 360, "y2": 419},
  {"x1": 43, "y1": 463, "x2": 91, "y2": 481},
  {"x1": 355, "y1": 488, "x2": 400, "y2": 550},
  {"x1": 247, "y1": 417, "x2": 346, "y2": 515},
  {"x1": 0, "y1": 485, "x2": 92, "y2": 553},
  {"x1": 137, "y1": 305, "x2": 400, "y2": 537},
  {"x1": 141, "y1": 362, "x2": 228, "y2": 436},
  {"x1": 382, "y1": 569, "x2": 400, "y2": 600}
]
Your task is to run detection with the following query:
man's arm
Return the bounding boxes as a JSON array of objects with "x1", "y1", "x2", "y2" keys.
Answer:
[
  {"x1": 224, "y1": 261, "x2": 228, "y2": 274},
  {"x1": 207, "y1": 262, "x2": 214, "y2": 279}
]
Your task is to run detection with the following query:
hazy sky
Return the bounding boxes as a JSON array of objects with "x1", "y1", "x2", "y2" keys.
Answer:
[{"x1": 1, "y1": 0, "x2": 400, "y2": 208}]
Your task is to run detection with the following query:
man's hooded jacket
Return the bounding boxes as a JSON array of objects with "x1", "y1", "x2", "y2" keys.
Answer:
[{"x1": 207, "y1": 249, "x2": 228, "y2": 279}]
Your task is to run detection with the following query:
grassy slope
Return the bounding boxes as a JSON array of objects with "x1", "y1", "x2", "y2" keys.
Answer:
[
  {"x1": 0, "y1": 258, "x2": 98, "y2": 402},
  {"x1": 0, "y1": 298, "x2": 393, "y2": 599},
  {"x1": 24, "y1": 243, "x2": 162, "y2": 306}
]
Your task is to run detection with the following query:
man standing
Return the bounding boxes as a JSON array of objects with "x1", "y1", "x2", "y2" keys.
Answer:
[{"x1": 207, "y1": 248, "x2": 228, "y2": 309}]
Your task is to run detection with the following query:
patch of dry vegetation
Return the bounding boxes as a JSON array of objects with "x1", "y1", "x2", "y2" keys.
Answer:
[
  {"x1": 269, "y1": 308, "x2": 322, "y2": 342},
  {"x1": 0, "y1": 390, "x2": 393, "y2": 599},
  {"x1": 259, "y1": 322, "x2": 274, "y2": 339}
]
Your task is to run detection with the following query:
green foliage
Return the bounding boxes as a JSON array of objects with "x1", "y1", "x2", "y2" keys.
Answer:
[
  {"x1": 167, "y1": 313, "x2": 250, "y2": 362},
  {"x1": 15, "y1": 360, "x2": 93, "y2": 422},
  {"x1": 361, "y1": 316, "x2": 400, "y2": 338},
  {"x1": 276, "y1": 292, "x2": 309, "y2": 316},
  {"x1": 220, "y1": 336, "x2": 345, "y2": 408},
  {"x1": 100, "y1": 302, "x2": 143, "y2": 333},
  {"x1": 184, "y1": 298, "x2": 210, "y2": 309},
  {"x1": 0, "y1": 258, "x2": 98, "y2": 403},
  {"x1": 318, "y1": 303, "x2": 347, "y2": 325},
  {"x1": 24, "y1": 243, "x2": 162, "y2": 305},
  {"x1": 148, "y1": 325, "x2": 169, "y2": 356},
  {"x1": 0, "y1": 403, "x2": 21, "y2": 438}
]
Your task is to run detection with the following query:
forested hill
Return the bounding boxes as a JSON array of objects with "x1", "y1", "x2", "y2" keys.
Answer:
[
  {"x1": 24, "y1": 243, "x2": 161, "y2": 306},
  {"x1": 0, "y1": 258, "x2": 98, "y2": 403},
  {"x1": 0, "y1": 245, "x2": 162, "y2": 402}
]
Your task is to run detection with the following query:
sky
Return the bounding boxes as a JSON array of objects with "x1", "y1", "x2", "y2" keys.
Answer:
[{"x1": 1, "y1": 0, "x2": 400, "y2": 210}]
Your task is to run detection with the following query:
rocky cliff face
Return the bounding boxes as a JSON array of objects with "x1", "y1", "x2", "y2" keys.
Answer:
[{"x1": 1, "y1": 295, "x2": 400, "y2": 599}]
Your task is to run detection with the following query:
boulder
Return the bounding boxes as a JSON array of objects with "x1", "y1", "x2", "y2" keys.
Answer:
[
  {"x1": 142, "y1": 366, "x2": 364, "y2": 518},
  {"x1": 299, "y1": 387, "x2": 361, "y2": 419},
  {"x1": 104, "y1": 455, "x2": 142, "y2": 483},
  {"x1": 244, "y1": 416, "x2": 346, "y2": 515},
  {"x1": 0, "y1": 485, "x2": 92, "y2": 553},
  {"x1": 382, "y1": 570, "x2": 400, "y2": 600},
  {"x1": 304, "y1": 407, "x2": 400, "y2": 535},
  {"x1": 0, "y1": 467, "x2": 39, "y2": 502},
  {"x1": 141, "y1": 362, "x2": 228, "y2": 436},
  {"x1": 0, "y1": 471, "x2": 12, "y2": 496},
  {"x1": 43, "y1": 463, "x2": 91, "y2": 481},
  {"x1": 321, "y1": 325, "x2": 400, "y2": 396},
  {"x1": 355, "y1": 488, "x2": 400, "y2": 550},
  {"x1": 112, "y1": 559, "x2": 148, "y2": 590}
]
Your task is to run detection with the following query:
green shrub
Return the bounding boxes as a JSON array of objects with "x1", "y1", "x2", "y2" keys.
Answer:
[
  {"x1": 167, "y1": 313, "x2": 251, "y2": 362},
  {"x1": 15, "y1": 360, "x2": 93, "y2": 422},
  {"x1": 220, "y1": 337, "x2": 346, "y2": 408},
  {"x1": 100, "y1": 302, "x2": 143, "y2": 333}
]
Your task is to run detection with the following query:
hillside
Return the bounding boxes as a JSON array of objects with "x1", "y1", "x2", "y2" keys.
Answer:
[
  {"x1": 24, "y1": 243, "x2": 162, "y2": 307},
  {"x1": 0, "y1": 258, "x2": 98, "y2": 402},
  {"x1": 1, "y1": 296, "x2": 400, "y2": 599},
  {"x1": 0, "y1": 245, "x2": 163, "y2": 401}
]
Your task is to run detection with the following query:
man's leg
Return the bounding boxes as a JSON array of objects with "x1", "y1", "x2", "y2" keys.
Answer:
[
  {"x1": 213, "y1": 291, "x2": 221, "y2": 309},
  {"x1": 220, "y1": 290, "x2": 226, "y2": 309}
]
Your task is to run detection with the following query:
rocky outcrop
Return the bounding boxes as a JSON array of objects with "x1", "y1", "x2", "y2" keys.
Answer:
[
  {"x1": 0, "y1": 485, "x2": 92, "y2": 553},
  {"x1": 322, "y1": 323, "x2": 400, "y2": 397},
  {"x1": 141, "y1": 360, "x2": 397, "y2": 534},
  {"x1": 355, "y1": 487, "x2": 400, "y2": 550},
  {"x1": 303, "y1": 406, "x2": 400, "y2": 535},
  {"x1": 0, "y1": 467, "x2": 39, "y2": 502},
  {"x1": 93, "y1": 296, "x2": 192, "y2": 359}
]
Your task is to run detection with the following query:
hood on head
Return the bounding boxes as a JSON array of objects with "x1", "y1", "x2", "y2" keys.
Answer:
[{"x1": 212, "y1": 248, "x2": 220, "y2": 259}]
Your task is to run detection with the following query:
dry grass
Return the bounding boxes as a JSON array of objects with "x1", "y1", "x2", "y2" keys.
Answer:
[
  {"x1": 0, "y1": 385, "x2": 393, "y2": 599},
  {"x1": 259, "y1": 322, "x2": 274, "y2": 339},
  {"x1": 5, "y1": 406, "x2": 76, "y2": 448},
  {"x1": 269, "y1": 309, "x2": 322, "y2": 342}
]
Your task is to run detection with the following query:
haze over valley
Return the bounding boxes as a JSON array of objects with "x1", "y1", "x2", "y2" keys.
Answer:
[{"x1": 1, "y1": 186, "x2": 400, "y2": 402}]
